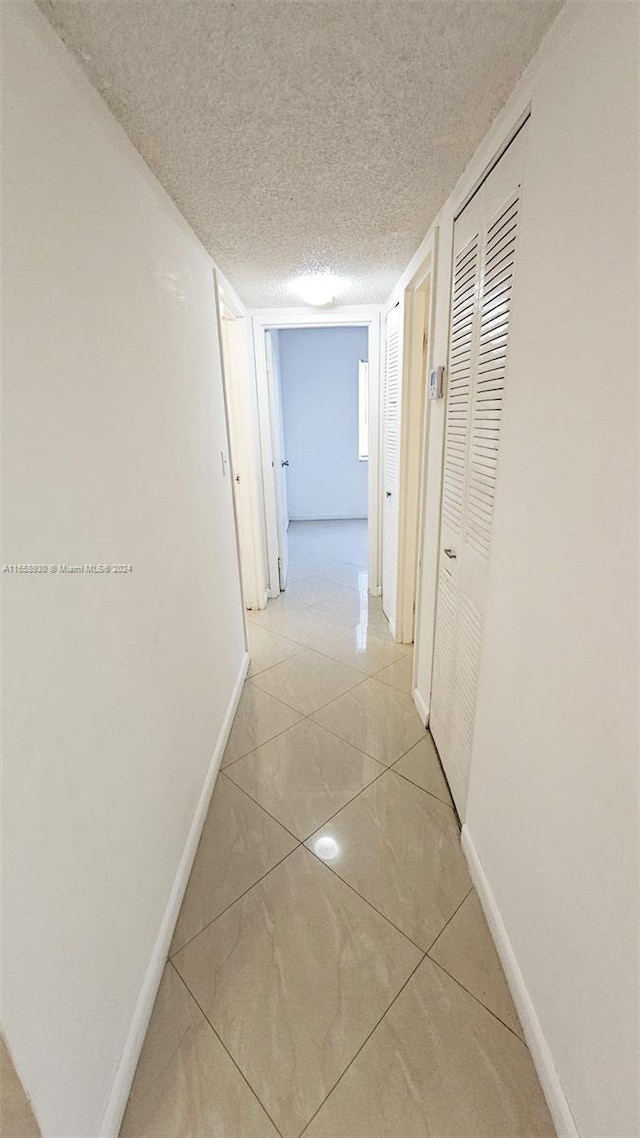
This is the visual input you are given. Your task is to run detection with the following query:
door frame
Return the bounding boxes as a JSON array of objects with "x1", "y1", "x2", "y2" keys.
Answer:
[
  {"x1": 250, "y1": 306, "x2": 383, "y2": 597},
  {"x1": 264, "y1": 329, "x2": 290, "y2": 590},
  {"x1": 394, "y1": 247, "x2": 436, "y2": 645},
  {"x1": 216, "y1": 273, "x2": 270, "y2": 610}
]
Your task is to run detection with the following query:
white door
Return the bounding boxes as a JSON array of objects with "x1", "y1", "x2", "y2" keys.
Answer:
[
  {"x1": 382, "y1": 303, "x2": 401, "y2": 626},
  {"x1": 220, "y1": 313, "x2": 256, "y2": 608},
  {"x1": 265, "y1": 330, "x2": 289, "y2": 590},
  {"x1": 430, "y1": 123, "x2": 528, "y2": 816}
]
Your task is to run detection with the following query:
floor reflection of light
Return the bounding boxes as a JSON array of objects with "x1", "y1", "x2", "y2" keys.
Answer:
[
  {"x1": 313, "y1": 835, "x2": 340, "y2": 861},
  {"x1": 355, "y1": 622, "x2": 367, "y2": 650}
]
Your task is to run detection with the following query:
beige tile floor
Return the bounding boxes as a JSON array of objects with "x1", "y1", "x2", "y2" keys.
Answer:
[
  {"x1": 122, "y1": 521, "x2": 555, "y2": 1137},
  {"x1": 1, "y1": 1039, "x2": 40, "y2": 1138}
]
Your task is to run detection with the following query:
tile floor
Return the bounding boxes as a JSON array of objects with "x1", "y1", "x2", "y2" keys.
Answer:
[
  {"x1": 0, "y1": 1039, "x2": 40, "y2": 1138},
  {"x1": 0, "y1": 522, "x2": 553, "y2": 1138},
  {"x1": 121, "y1": 520, "x2": 554, "y2": 1137}
]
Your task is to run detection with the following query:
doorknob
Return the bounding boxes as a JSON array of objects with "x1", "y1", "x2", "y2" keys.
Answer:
[
  {"x1": 444, "y1": 548, "x2": 457, "y2": 559},
  {"x1": 281, "y1": 460, "x2": 289, "y2": 467},
  {"x1": 385, "y1": 490, "x2": 392, "y2": 498}
]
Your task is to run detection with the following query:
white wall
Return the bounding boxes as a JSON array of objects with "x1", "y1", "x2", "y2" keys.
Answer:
[
  {"x1": 278, "y1": 326, "x2": 369, "y2": 520},
  {"x1": 400, "y1": 4, "x2": 638, "y2": 1136},
  {"x1": 1, "y1": 4, "x2": 246, "y2": 1136}
]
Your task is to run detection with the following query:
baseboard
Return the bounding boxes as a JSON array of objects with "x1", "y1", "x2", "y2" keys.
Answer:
[
  {"x1": 412, "y1": 686, "x2": 428, "y2": 726},
  {"x1": 287, "y1": 514, "x2": 368, "y2": 522},
  {"x1": 99, "y1": 651, "x2": 250, "y2": 1138},
  {"x1": 461, "y1": 826, "x2": 579, "y2": 1138}
]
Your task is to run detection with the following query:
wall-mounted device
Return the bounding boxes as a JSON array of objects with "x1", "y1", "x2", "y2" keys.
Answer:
[{"x1": 428, "y1": 366, "x2": 445, "y2": 400}]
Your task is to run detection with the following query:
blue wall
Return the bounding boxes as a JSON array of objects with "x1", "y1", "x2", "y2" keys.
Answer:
[{"x1": 278, "y1": 326, "x2": 368, "y2": 520}]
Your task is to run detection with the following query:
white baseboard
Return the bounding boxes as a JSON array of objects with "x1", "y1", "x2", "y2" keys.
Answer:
[
  {"x1": 461, "y1": 826, "x2": 579, "y2": 1138},
  {"x1": 99, "y1": 651, "x2": 249, "y2": 1138},
  {"x1": 412, "y1": 686, "x2": 428, "y2": 726}
]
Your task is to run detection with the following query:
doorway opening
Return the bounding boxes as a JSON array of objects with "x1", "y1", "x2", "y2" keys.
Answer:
[{"x1": 264, "y1": 324, "x2": 370, "y2": 590}]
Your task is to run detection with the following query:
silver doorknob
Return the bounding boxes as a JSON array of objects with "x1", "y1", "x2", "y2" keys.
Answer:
[
  {"x1": 281, "y1": 460, "x2": 289, "y2": 467},
  {"x1": 444, "y1": 548, "x2": 457, "y2": 559}
]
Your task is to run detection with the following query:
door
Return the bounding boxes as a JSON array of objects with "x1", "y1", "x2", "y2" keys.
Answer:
[
  {"x1": 220, "y1": 312, "x2": 256, "y2": 608},
  {"x1": 265, "y1": 329, "x2": 289, "y2": 590},
  {"x1": 382, "y1": 303, "x2": 401, "y2": 626},
  {"x1": 430, "y1": 122, "x2": 528, "y2": 815}
]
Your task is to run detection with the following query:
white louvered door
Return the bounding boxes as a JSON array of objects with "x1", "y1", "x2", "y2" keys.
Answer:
[
  {"x1": 382, "y1": 303, "x2": 401, "y2": 625},
  {"x1": 430, "y1": 123, "x2": 528, "y2": 816}
]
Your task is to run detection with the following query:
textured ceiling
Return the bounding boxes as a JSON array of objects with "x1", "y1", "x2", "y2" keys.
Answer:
[{"x1": 36, "y1": 0, "x2": 561, "y2": 306}]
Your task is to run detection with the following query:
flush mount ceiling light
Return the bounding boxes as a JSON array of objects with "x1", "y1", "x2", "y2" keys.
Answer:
[{"x1": 289, "y1": 273, "x2": 349, "y2": 307}]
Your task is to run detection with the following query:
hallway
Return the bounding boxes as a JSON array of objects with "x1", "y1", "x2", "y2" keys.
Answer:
[{"x1": 120, "y1": 521, "x2": 553, "y2": 1137}]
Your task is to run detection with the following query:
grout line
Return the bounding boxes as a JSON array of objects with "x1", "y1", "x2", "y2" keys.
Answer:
[
  {"x1": 305, "y1": 833, "x2": 428, "y2": 957},
  {"x1": 219, "y1": 770, "x2": 302, "y2": 842},
  {"x1": 169, "y1": 840, "x2": 301, "y2": 959},
  {"x1": 296, "y1": 758, "x2": 391, "y2": 841},
  {"x1": 424, "y1": 887, "x2": 473, "y2": 954},
  {"x1": 169, "y1": 961, "x2": 285, "y2": 1138},
  {"x1": 220, "y1": 715, "x2": 306, "y2": 771},
  {"x1": 426, "y1": 954, "x2": 528, "y2": 1045},
  {"x1": 390, "y1": 764, "x2": 456, "y2": 811},
  {"x1": 297, "y1": 953, "x2": 427, "y2": 1137},
  {"x1": 248, "y1": 655, "x2": 370, "y2": 718},
  {"x1": 222, "y1": 730, "x2": 387, "y2": 843},
  {"x1": 173, "y1": 733, "x2": 457, "y2": 966}
]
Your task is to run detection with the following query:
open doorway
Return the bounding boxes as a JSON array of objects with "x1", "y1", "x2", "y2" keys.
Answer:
[{"x1": 265, "y1": 325, "x2": 369, "y2": 590}]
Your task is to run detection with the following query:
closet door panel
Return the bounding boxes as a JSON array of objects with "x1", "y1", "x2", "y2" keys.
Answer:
[{"x1": 430, "y1": 123, "x2": 528, "y2": 816}]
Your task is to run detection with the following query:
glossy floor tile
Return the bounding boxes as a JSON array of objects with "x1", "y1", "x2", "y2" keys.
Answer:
[
  {"x1": 393, "y1": 731, "x2": 454, "y2": 806},
  {"x1": 317, "y1": 562, "x2": 369, "y2": 590},
  {"x1": 173, "y1": 846, "x2": 421, "y2": 1138},
  {"x1": 121, "y1": 965, "x2": 279, "y2": 1138},
  {"x1": 123, "y1": 522, "x2": 552, "y2": 1138},
  {"x1": 246, "y1": 623, "x2": 303, "y2": 677},
  {"x1": 312, "y1": 677, "x2": 425, "y2": 763},
  {"x1": 225, "y1": 718, "x2": 382, "y2": 839},
  {"x1": 250, "y1": 648, "x2": 364, "y2": 715},
  {"x1": 222, "y1": 683, "x2": 302, "y2": 766},
  {"x1": 248, "y1": 593, "x2": 310, "y2": 631},
  {"x1": 170, "y1": 775, "x2": 297, "y2": 954},
  {"x1": 303, "y1": 957, "x2": 555, "y2": 1138},
  {"x1": 0, "y1": 1038, "x2": 40, "y2": 1138},
  {"x1": 429, "y1": 889, "x2": 524, "y2": 1039},
  {"x1": 307, "y1": 769, "x2": 471, "y2": 949},
  {"x1": 376, "y1": 653, "x2": 414, "y2": 694},
  {"x1": 310, "y1": 588, "x2": 384, "y2": 627},
  {"x1": 283, "y1": 575, "x2": 355, "y2": 608}
]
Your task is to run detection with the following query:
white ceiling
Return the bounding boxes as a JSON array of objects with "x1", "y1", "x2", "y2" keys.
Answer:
[{"x1": 36, "y1": 0, "x2": 560, "y2": 307}]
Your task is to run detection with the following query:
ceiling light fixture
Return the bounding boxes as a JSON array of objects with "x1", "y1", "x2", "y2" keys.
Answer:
[{"x1": 289, "y1": 273, "x2": 348, "y2": 307}]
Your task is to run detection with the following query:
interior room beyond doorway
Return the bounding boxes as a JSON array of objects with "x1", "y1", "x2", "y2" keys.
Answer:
[{"x1": 268, "y1": 324, "x2": 369, "y2": 588}]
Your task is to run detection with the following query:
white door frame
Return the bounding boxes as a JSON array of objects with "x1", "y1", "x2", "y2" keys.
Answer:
[
  {"x1": 395, "y1": 244, "x2": 436, "y2": 645},
  {"x1": 217, "y1": 274, "x2": 270, "y2": 609},
  {"x1": 379, "y1": 237, "x2": 436, "y2": 646},
  {"x1": 250, "y1": 306, "x2": 383, "y2": 598},
  {"x1": 264, "y1": 329, "x2": 290, "y2": 589}
]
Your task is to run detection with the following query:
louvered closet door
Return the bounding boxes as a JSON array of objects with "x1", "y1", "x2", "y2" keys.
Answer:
[
  {"x1": 430, "y1": 122, "x2": 528, "y2": 816},
  {"x1": 382, "y1": 303, "x2": 401, "y2": 625}
]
